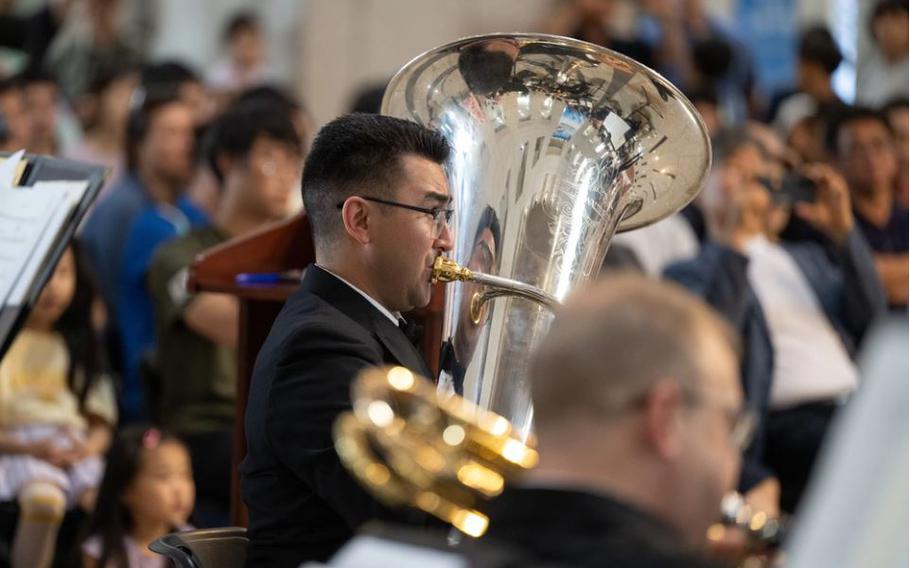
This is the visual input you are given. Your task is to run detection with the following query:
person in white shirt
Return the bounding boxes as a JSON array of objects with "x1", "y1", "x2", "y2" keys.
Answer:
[{"x1": 665, "y1": 130, "x2": 886, "y2": 513}]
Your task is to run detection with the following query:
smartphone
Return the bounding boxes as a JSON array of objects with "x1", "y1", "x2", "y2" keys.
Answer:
[{"x1": 774, "y1": 173, "x2": 816, "y2": 205}]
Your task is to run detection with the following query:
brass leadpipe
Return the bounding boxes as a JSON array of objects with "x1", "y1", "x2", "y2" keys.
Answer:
[{"x1": 431, "y1": 256, "x2": 561, "y2": 324}]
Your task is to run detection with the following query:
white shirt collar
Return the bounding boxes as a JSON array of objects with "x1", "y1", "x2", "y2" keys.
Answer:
[{"x1": 316, "y1": 265, "x2": 401, "y2": 326}]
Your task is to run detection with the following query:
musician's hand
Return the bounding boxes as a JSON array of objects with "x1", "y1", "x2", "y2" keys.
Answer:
[
  {"x1": 706, "y1": 523, "x2": 750, "y2": 563},
  {"x1": 744, "y1": 477, "x2": 781, "y2": 519},
  {"x1": 707, "y1": 524, "x2": 777, "y2": 567}
]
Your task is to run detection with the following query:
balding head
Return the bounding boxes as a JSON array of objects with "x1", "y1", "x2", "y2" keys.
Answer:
[
  {"x1": 531, "y1": 274, "x2": 739, "y2": 429},
  {"x1": 527, "y1": 274, "x2": 743, "y2": 547}
]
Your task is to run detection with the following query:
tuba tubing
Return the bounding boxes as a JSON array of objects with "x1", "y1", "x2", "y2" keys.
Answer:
[{"x1": 431, "y1": 256, "x2": 561, "y2": 324}]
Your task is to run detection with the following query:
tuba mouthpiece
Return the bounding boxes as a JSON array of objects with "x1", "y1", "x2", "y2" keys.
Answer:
[{"x1": 432, "y1": 256, "x2": 474, "y2": 284}]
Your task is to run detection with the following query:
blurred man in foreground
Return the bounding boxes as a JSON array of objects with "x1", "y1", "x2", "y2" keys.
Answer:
[{"x1": 475, "y1": 275, "x2": 746, "y2": 567}]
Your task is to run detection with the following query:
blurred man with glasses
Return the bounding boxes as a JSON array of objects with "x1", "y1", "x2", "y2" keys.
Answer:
[
  {"x1": 471, "y1": 274, "x2": 747, "y2": 567},
  {"x1": 241, "y1": 113, "x2": 454, "y2": 566}
]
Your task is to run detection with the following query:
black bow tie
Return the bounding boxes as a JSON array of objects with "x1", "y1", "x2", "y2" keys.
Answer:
[{"x1": 398, "y1": 317, "x2": 423, "y2": 345}]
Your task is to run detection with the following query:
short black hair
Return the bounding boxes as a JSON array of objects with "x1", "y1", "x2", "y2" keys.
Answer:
[
  {"x1": 712, "y1": 127, "x2": 761, "y2": 165},
  {"x1": 224, "y1": 11, "x2": 260, "y2": 42},
  {"x1": 0, "y1": 76, "x2": 23, "y2": 97},
  {"x1": 18, "y1": 66, "x2": 58, "y2": 87},
  {"x1": 141, "y1": 61, "x2": 200, "y2": 100},
  {"x1": 86, "y1": 62, "x2": 138, "y2": 97},
  {"x1": 301, "y1": 113, "x2": 450, "y2": 248},
  {"x1": 799, "y1": 26, "x2": 842, "y2": 74},
  {"x1": 125, "y1": 92, "x2": 185, "y2": 171},
  {"x1": 685, "y1": 85, "x2": 720, "y2": 107},
  {"x1": 233, "y1": 84, "x2": 301, "y2": 114},
  {"x1": 348, "y1": 83, "x2": 387, "y2": 114},
  {"x1": 883, "y1": 96, "x2": 909, "y2": 114},
  {"x1": 828, "y1": 105, "x2": 894, "y2": 154},
  {"x1": 205, "y1": 102, "x2": 302, "y2": 184},
  {"x1": 693, "y1": 37, "x2": 733, "y2": 80},
  {"x1": 872, "y1": 0, "x2": 909, "y2": 21}
]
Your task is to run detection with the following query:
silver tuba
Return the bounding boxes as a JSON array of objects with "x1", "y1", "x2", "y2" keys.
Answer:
[{"x1": 382, "y1": 34, "x2": 711, "y2": 439}]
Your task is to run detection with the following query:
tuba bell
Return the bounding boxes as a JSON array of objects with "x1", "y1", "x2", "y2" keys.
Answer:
[
  {"x1": 382, "y1": 33, "x2": 711, "y2": 439},
  {"x1": 334, "y1": 365, "x2": 538, "y2": 538}
]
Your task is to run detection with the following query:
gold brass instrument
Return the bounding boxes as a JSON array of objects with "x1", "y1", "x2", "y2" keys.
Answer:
[
  {"x1": 334, "y1": 366, "x2": 783, "y2": 550},
  {"x1": 333, "y1": 366, "x2": 537, "y2": 537},
  {"x1": 431, "y1": 256, "x2": 560, "y2": 325},
  {"x1": 712, "y1": 492, "x2": 787, "y2": 551}
]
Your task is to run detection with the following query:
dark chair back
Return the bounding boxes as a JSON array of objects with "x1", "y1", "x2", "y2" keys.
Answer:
[{"x1": 149, "y1": 527, "x2": 247, "y2": 568}]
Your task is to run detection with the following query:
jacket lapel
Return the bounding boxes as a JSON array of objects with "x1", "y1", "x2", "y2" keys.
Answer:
[
  {"x1": 372, "y1": 316, "x2": 432, "y2": 379},
  {"x1": 302, "y1": 265, "x2": 432, "y2": 379}
]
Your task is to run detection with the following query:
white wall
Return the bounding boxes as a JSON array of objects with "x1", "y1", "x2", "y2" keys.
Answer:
[
  {"x1": 150, "y1": 0, "x2": 303, "y2": 82},
  {"x1": 296, "y1": 0, "x2": 554, "y2": 127}
]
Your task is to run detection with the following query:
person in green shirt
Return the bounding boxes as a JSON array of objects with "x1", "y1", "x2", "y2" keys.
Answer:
[{"x1": 147, "y1": 98, "x2": 304, "y2": 523}]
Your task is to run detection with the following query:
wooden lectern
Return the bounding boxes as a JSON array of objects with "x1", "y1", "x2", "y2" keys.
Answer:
[{"x1": 187, "y1": 212, "x2": 445, "y2": 526}]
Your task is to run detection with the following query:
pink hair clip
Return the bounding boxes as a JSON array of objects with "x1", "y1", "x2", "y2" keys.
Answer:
[{"x1": 142, "y1": 428, "x2": 161, "y2": 450}]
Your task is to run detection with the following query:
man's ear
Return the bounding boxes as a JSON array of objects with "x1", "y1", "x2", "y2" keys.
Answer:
[
  {"x1": 341, "y1": 197, "x2": 372, "y2": 245},
  {"x1": 642, "y1": 378, "x2": 687, "y2": 460}
]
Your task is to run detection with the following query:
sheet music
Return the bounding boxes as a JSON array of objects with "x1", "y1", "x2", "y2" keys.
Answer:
[
  {"x1": 0, "y1": 181, "x2": 88, "y2": 307},
  {"x1": 0, "y1": 150, "x2": 26, "y2": 188}
]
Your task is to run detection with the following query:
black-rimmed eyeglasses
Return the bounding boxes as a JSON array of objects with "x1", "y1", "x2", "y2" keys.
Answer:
[{"x1": 337, "y1": 196, "x2": 454, "y2": 234}]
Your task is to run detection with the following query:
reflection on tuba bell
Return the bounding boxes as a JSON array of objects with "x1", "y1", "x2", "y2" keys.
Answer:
[
  {"x1": 333, "y1": 366, "x2": 537, "y2": 538},
  {"x1": 382, "y1": 33, "x2": 711, "y2": 439}
]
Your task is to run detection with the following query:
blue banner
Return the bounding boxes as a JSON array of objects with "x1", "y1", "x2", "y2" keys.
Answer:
[{"x1": 735, "y1": 0, "x2": 798, "y2": 94}]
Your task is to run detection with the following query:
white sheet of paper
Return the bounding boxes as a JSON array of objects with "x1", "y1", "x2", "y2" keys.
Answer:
[
  {"x1": 0, "y1": 180, "x2": 88, "y2": 307},
  {"x1": 0, "y1": 150, "x2": 26, "y2": 188}
]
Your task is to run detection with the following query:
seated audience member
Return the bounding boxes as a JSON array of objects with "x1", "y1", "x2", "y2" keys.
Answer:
[
  {"x1": 80, "y1": 93, "x2": 195, "y2": 318},
  {"x1": 207, "y1": 11, "x2": 271, "y2": 95},
  {"x1": 231, "y1": 84, "x2": 313, "y2": 156},
  {"x1": 141, "y1": 61, "x2": 214, "y2": 127},
  {"x1": 855, "y1": 0, "x2": 908, "y2": 109},
  {"x1": 834, "y1": 107, "x2": 908, "y2": 309},
  {"x1": 43, "y1": 0, "x2": 143, "y2": 103},
  {"x1": 67, "y1": 64, "x2": 139, "y2": 207},
  {"x1": 0, "y1": 245, "x2": 116, "y2": 568},
  {"x1": 774, "y1": 26, "x2": 846, "y2": 138},
  {"x1": 882, "y1": 97, "x2": 908, "y2": 208},
  {"x1": 146, "y1": 103, "x2": 302, "y2": 524},
  {"x1": 81, "y1": 93, "x2": 196, "y2": 421},
  {"x1": 471, "y1": 274, "x2": 744, "y2": 567},
  {"x1": 0, "y1": 78, "x2": 32, "y2": 152},
  {"x1": 20, "y1": 68, "x2": 65, "y2": 156},
  {"x1": 116, "y1": 125, "x2": 209, "y2": 423},
  {"x1": 81, "y1": 426, "x2": 195, "y2": 567},
  {"x1": 665, "y1": 130, "x2": 887, "y2": 513}
]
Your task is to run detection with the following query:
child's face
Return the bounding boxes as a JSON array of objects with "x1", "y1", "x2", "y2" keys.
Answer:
[
  {"x1": 29, "y1": 248, "x2": 76, "y2": 330},
  {"x1": 123, "y1": 441, "x2": 195, "y2": 529}
]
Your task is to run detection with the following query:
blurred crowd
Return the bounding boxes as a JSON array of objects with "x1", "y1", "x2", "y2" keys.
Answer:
[{"x1": 0, "y1": 0, "x2": 905, "y2": 566}]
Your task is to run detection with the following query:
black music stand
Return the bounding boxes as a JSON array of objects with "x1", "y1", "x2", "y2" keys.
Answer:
[{"x1": 0, "y1": 153, "x2": 107, "y2": 359}]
